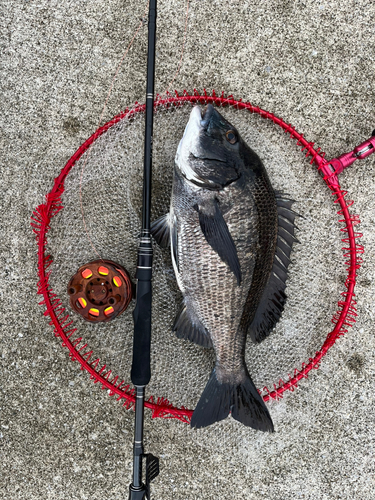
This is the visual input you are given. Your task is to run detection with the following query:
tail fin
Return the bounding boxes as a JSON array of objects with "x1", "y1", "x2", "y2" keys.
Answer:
[{"x1": 190, "y1": 368, "x2": 274, "y2": 432}]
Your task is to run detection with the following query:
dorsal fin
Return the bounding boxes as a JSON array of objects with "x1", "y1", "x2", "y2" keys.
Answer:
[{"x1": 248, "y1": 193, "x2": 299, "y2": 343}]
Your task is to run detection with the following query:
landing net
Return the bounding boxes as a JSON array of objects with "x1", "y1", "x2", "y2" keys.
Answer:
[{"x1": 31, "y1": 91, "x2": 363, "y2": 423}]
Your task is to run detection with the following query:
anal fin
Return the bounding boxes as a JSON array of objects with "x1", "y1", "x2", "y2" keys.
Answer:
[
  {"x1": 173, "y1": 305, "x2": 212, "y2": 348},
  {"x1": 248, "y1": 193, "x2": 299, "y2": 343}
]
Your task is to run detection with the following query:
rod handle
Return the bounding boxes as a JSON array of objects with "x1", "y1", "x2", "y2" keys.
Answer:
[{"x1": 131, "y1": 274, "x2": 152, "y2": 386}]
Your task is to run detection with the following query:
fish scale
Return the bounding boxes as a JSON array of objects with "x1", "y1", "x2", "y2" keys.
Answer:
[
  {"x1": 176, "y1": 175, "x2": 267, "y2": 380},
  {"x1": 151, "y1": 104, "x2": 297, "y2": 431}
]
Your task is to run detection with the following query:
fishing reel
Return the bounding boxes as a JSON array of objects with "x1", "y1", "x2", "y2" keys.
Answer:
[{"x1": 67, "y1": 259, "x2": 134, "y2": 322}]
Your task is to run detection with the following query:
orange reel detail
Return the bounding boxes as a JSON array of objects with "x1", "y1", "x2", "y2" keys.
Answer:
[{"x1": 67, "y1": 259, "x2": 133, "y2": 322}]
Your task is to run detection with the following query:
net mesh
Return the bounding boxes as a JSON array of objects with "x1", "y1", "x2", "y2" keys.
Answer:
[{"x1": 32, "y1": 92, "x2": 361, "y2": 420}]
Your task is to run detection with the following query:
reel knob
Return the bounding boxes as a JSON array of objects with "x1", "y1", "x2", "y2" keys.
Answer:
[{"x1": 67, "y1": 259, "x2": 133, "y2": 322}]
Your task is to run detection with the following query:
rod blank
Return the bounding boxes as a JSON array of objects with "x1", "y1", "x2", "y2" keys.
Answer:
[{"x1": 129, "y1": 1, "x2": 158, "y2": 499}]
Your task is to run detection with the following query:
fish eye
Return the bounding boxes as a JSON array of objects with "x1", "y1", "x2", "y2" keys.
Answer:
[{"x1": 225, "y1": 130, "x2": 237, "y2": 144}]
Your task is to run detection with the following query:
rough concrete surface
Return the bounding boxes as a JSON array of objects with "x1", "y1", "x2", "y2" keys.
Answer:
[{"x1": 1, "y1": 1, "x2": 375, "y2": 499}]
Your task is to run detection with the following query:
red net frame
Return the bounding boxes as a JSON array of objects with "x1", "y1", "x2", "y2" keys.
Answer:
[{"x1": 31, "y1": 90, "x2": 363, "y2": 424}]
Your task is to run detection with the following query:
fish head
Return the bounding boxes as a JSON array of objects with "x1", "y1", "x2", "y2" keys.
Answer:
[{"x1": 175, "y1": 104, "x2": 260, "y2": 190}]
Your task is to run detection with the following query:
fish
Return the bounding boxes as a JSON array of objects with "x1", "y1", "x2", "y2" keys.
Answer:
[{"x1": 151, "y1": 104, "x2": 298, "y2": 431}]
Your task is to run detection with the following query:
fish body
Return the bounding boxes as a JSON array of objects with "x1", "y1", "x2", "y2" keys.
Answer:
[{"x1": 151, "y1": 105, "x2": 297, "y2": 431}]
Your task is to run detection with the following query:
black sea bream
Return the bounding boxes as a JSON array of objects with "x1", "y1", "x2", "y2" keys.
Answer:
[{"x1": 151, "y1": 105, "x2": 298, "y2": 431}]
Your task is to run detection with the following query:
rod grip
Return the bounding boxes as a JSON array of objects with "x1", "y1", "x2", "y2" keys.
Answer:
[{"x1": 131, "y1": 278, "x2": 152, "y2": 386}]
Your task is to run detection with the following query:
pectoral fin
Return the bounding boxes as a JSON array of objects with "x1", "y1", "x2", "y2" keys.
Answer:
[{"x1": 196, "y1": 198, "x2": 241, "y2": 285}]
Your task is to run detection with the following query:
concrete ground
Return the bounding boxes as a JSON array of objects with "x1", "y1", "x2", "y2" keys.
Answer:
[{"x1": 1, "y1": 1, "x2": 375, "y2": 499}]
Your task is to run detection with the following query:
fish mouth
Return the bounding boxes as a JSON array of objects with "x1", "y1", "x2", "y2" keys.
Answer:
[
  {"x1": 200, "y1": 104, "x2": 215, "y2": 129},
  {"x1": 190, "y1": 105, "x2": 227, "y2": 163},
  {"x1": 189, "y1": 152, "x2": 227, "y2": 166}
]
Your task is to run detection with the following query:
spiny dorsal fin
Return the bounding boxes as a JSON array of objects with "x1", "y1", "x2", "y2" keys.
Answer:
[
  {"x1": 196, "y1": 198, "x2": 241, "y2": 285},
  {"x1": 173, "y1": 305, "x2": 212, "y2": 348},
  {"x1": 248, "y1": 193, "x2": 299, "y2": 343},
  {"x1": 150, "y1": 213, "x2": 171, "y2": 248}
]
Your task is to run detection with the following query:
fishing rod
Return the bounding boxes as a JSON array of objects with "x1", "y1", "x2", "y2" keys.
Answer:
[{"x1": 129, "y1": 1, "x2": 159, "y2": 499}]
